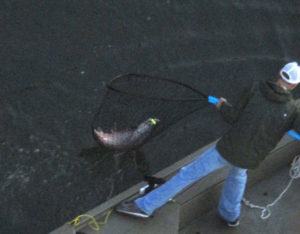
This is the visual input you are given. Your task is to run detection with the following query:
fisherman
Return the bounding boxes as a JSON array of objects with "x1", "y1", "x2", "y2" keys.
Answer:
[{"x1": 116, "y1": 62, "x2": 300, "y2": 227}]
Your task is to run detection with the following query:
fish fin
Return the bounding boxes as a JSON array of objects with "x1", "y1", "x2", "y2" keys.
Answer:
[
  {"x1": 94, "y1": 126, "x2": 102, "y2": 132},
  {"x1": 112, "y1": 122, "x2": 118, "y2": 132}
]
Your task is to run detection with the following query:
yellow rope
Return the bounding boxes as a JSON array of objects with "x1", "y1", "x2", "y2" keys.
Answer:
[{"x1": 68, "y1": 209, "x2": 113, "y2": 232}]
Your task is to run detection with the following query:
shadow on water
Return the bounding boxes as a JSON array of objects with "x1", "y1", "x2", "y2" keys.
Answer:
[
  {"x1": 79, "y1": 146, "x2": 150, "y2": 174},
  {"x1": 78, "y1": 146, "x2": 151, "y2": 196}
]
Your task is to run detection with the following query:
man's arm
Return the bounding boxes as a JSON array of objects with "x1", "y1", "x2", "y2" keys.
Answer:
[{"x1": 216, "y1": 85, "x2": 254, "y2": 125}]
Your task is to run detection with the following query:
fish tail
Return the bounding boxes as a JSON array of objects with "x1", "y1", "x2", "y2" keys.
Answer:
[{"x1": 93, "y1": 127, "x2": 103, "y2": 135}]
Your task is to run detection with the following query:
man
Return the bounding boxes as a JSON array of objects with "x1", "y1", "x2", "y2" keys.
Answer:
[{"x1": 116, "y1": 62, "x2": 300, "y2": 227}]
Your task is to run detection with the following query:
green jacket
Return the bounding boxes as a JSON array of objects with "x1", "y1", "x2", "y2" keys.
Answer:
[{"x1": 216, "y1": 80, "x2": 300, "y2": 169}]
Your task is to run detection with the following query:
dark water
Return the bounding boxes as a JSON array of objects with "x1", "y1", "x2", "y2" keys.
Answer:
[{"x1": 1, "y1": 1, "x2": 300, "y2": 233}]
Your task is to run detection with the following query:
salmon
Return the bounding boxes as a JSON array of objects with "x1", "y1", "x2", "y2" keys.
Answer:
[{"x1": 93, "y1": 118, "x2": 159, "y2": 151}]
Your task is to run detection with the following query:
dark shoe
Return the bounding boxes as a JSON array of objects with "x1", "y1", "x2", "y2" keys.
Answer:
[
  {"x1": 218, "y1": 215, "x2": 240, "y2": 227},
  {"x1": 115, "y1": 201, "x2": 151, "y2": 218}
]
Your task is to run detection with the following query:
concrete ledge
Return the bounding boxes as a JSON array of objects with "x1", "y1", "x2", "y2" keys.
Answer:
[
  {"x1": 50, "y1": 136, "x2": 300, "y2": 234},
  {"x1": 50, "y1": 141, "x2": 217, "y2": 234}
]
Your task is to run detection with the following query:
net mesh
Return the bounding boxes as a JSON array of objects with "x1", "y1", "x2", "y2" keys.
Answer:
[{"x1": 92, "y1": 74, "x2": 208, "y2": 140}]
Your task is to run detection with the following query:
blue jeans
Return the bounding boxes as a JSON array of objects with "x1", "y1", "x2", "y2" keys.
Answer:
[{"x1": 135, "y1": 146, "x2": 247, "y2": 222}]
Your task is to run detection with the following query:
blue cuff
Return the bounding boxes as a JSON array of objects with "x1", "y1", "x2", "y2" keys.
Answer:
[
  {"x1": 208, "y1": 96, "x2": 220, "y2": 105},
  {"x1": 287, "y1": 130, "x2": 300, "y2": 141}
]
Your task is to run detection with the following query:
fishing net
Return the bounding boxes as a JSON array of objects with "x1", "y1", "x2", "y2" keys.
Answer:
[{"x1": 92, "y1": 74, "x2": 208, "y2": 141}]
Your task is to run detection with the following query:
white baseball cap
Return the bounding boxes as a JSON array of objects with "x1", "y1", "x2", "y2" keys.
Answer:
[{"x1": 280, "y1": 62, "x2": 300, "y2": 84}]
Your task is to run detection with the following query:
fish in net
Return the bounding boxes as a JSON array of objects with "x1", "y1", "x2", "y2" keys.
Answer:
[{"x1": 92, "y1": 74, "x2": 209, "y2": 151}]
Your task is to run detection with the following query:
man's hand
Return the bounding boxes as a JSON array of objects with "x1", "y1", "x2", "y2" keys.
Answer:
[{"x1": 216, "y1": 97, "x2": 227, "y2": 109}]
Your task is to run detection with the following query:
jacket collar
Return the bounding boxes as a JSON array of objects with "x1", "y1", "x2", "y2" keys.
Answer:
[{"x1": 259, "y1": 80, "x2": 293, "y2": 103}]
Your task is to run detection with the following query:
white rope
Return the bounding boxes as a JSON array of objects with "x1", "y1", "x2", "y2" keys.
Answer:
[{"x1": 242, "y1": 155, "x2": 300, "y2": 220}]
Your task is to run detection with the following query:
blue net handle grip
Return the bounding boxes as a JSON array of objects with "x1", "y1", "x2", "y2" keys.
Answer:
[
  {"x1": 208, "y1": 96, "x2": 220, "y2": 105},
  {"x1": 287, "y1": 130, "x2": 300, "y2": 141}
]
